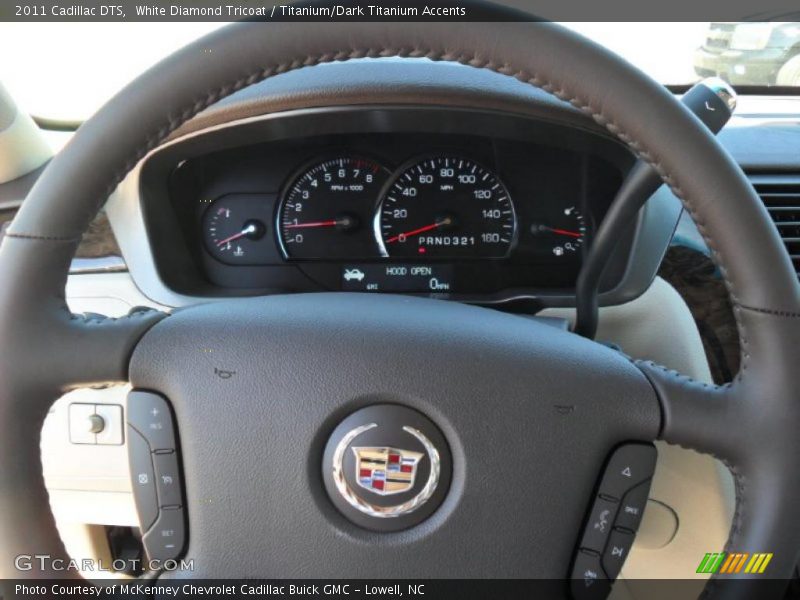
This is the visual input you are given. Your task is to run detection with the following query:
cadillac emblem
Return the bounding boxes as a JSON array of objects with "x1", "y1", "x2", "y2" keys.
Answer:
[
  {"x1": 323, "y1": 405, "x2": 450, "y2": 530},
  {"x1": 353, "y1": 445, "x2": 424, "y2": 495}
]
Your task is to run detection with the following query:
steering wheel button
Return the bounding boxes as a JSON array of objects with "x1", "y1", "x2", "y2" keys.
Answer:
[
  {"x1": 614, "y1": 480, "x2": 651, "y2": 532},
  {"x1": 127, "y1": 425, "x2": 159, "y2": 532},
  {"x1": 142, "y1": 507, "x2": 185, "y2": 562},
  {"x1": 598, "y1": 444, "x2": 656, "y2": 500},
  {"x1": 153, "y1": 451, "x2": 183, "y2": 508},
  {"x1": 571, "y1": 549, "x2": 611, "y2": 600},
  {"x1": 68, "y1": 403, "x2": 97, "y2": 444},
  {"x1": 95, "y1": 403, "x2": 124, "y2": 445},
  {"x1": 579, "y1": 496, "x2": 618, "y2": 553},
  {"x1": 87, "y1": 414, "x2": 105, "y2": 434},
  {"x1": 601, "y1": 528, "x2": 635, "y2": 579},
  {"x1": 127, "y1": 391, "x2": 176, "y2": 451}
]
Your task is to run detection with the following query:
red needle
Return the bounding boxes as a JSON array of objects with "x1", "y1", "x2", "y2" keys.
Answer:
[
  {"x1": 548, "y1": 228, "x2": 583, "y2": 238},
  {"x1": 216, "y1": 224, "x2": 257, "y2": 247},
  {"x1": 385, "y1": 220, "x2": 449, "y2": 244},
  {"x1": 284, "y1": 220, "x2": 339, "y2": 229}
]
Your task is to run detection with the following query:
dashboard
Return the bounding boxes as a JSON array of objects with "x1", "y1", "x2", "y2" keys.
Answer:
[{"x1": 137, "y1": 102, "x2": 679, "y2": 307}]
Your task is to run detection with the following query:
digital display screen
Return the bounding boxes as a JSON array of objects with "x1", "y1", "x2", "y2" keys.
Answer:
[{"x1": 340, "y1": 264, "x2": 455, "y2": 293}]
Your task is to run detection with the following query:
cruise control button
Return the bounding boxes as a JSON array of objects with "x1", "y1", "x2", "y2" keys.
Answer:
[
  {"x1": 142, "y1": 507, "x2": 185, "y2": 562},
  {"x1": 154, "y1": 451, "x2": 183, "y2": 507},
  {"x1": 598, "y1": 444, "x2": 656, "y2": 500},
  {"x1": 615, "y1": 480, "x2": 651, "y2": 532},
  {"x1": 571, "y1": 550, "x2": 611, "y2": 600},
  {"x1": 127, "y1": 391, "x2": 176, "y2": 451},
  {"x1": 602, "y1": 528, "x2": 635, "y2": 579},
  {"x1": 127, "y1": 426, "x2": 158, "y2": 532},
  {"x1": 579, "y1": 496, "x2": 618, "y2": 553}
]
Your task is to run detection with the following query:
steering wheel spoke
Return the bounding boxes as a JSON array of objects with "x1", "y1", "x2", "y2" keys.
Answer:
[
  {"x1": 636, "y1": 330, "x2": 800, "y2": 593},
  {"x1": 0, "y1": 236, "x2": 166, "y2": 395},
  {"x1": 57, "y1": 307, "x2": 168, "y2": 388},
  {"x1": 635, "y1": 360, "x2": 733, "y2": 457}
]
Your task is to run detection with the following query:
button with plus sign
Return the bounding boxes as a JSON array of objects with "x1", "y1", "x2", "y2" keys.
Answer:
[{"x1": 127, "y1": 391, "x2": 176, "y2": 452}]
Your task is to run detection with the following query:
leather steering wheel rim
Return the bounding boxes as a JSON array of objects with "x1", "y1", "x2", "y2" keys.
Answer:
[{"x1": 1, "y1": 18, "x2": 799, "y2": 598}]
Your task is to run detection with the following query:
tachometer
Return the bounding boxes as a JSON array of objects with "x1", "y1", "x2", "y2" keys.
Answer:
[
  {"x1": 278, "y1": 157, "x2": 389, "y2": 259},
  {"x1": 377, "y1": 157, "x2": 516, "y2": 258}
]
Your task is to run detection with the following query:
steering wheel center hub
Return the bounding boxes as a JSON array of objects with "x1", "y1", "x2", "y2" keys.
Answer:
[
  {"x1": 323, "y1": 404, "x2": 452, "y2": 531},
  {"x1": 119, "y1": 293, "x2": 661, "y2": 577}
]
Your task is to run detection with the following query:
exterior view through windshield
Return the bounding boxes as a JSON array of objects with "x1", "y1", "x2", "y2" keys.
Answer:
[{"x1": 0, "y1": 22, "x2": 798, "y2": 120}]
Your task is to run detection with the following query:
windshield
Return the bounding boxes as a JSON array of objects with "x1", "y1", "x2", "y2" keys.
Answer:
[{"x1": 0, "y1": 22, "x2": 796, "y2": 120}]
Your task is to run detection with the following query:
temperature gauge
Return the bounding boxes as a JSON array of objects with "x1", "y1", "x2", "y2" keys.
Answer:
[
  {"x1": 530, "y1": 206, "x2": 588, "y2": 258},
  {"x1": 203, "y1": 196, "x2": 267, "y2": 264}
]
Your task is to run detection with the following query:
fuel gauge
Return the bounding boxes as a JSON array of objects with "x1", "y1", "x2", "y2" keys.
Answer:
[{"x1": 530, "y1": 206, "x2": 587, "y2": 258}]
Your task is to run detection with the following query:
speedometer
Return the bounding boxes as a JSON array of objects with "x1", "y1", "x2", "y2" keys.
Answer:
[{"x1": 376, "y1": 157, "x2": 516, "y2": 258}]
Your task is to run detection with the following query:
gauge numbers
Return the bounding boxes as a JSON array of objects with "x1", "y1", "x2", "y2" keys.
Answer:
[
  {"x1": 278, "y1": 157, "x2": 389, "y2": 259},
  {"x1": 377, "y1": 157, "x2": 516, "y2": 258}
]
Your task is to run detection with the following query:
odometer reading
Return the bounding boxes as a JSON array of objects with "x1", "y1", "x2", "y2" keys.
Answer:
[{"x1": 377, "y1": 157, "x2": 516, "y2": 258}]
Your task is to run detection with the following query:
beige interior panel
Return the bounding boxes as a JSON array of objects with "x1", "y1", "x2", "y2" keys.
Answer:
[
  {"x1": 41, "y1": 386, "x2": 138, "y2": 577},
  {"x1": 0, "y1": 83, "x2": 52, "y2": 184}
]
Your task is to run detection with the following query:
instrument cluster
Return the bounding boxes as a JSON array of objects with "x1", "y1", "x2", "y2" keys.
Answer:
[
  {"x1": 154, "y1": 125, "x2": 629, "y2": 298},
  {"x1": 203, "y1": 154, "x2": 588, "y2": 267}
]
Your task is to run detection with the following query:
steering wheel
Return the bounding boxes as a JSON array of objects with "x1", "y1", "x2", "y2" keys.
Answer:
[{"x1": 1, "y1": 18, "x2": 799, "y2": 600}]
